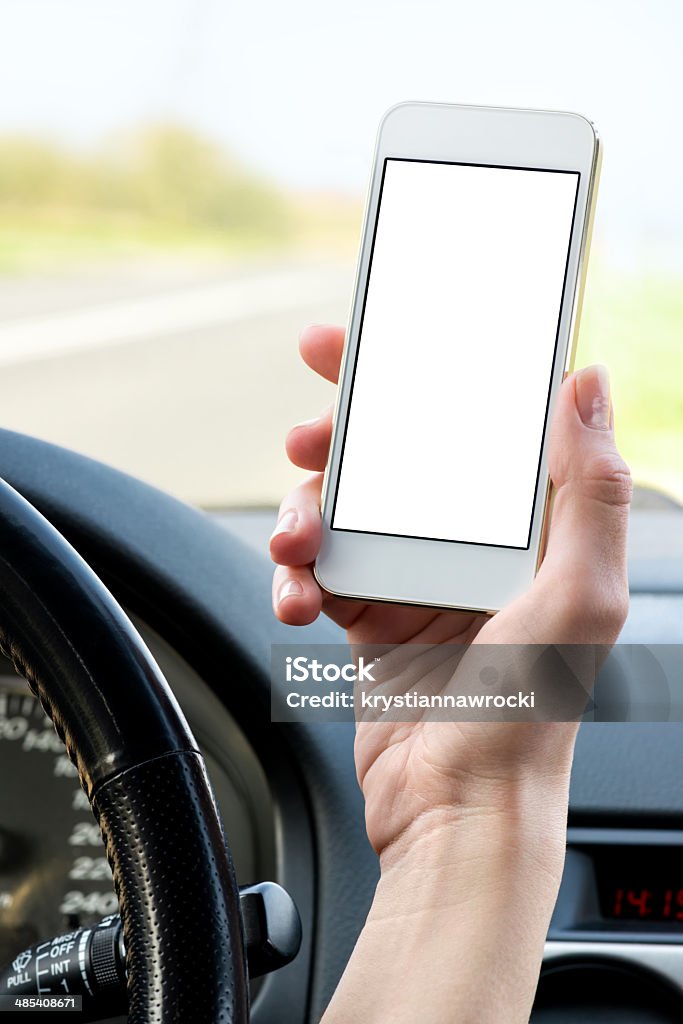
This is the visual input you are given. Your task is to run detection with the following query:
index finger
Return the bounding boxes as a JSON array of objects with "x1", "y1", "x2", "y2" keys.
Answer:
[{"x1": 299, "y1": 324, "x2": 345, "y2": 383}]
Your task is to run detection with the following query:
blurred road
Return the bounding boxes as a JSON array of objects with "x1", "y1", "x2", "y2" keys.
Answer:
[{"x1": 0, "y1": 259, "x2": 353, "y2": 507}]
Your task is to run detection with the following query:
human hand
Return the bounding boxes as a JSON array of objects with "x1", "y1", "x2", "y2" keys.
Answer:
[
  {"x1": 271, "y1": 324, "x2": 631, "y2": 857},
  {"x1": 271, "y1": 324, "x2": 631, "y2": 1023}
]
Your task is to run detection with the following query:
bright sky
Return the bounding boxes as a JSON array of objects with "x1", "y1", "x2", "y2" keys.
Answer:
[{"x1": 0, "y1": 0, "x2": 681, "y2": 261}]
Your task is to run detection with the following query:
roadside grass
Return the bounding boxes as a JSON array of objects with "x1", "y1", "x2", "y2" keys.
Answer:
[
  {"x1": 0, "y1": 199, "x2": 361, "y2": 275},
  {"x1": 0, "y1": 210, "x2": 292, "y2": 274},
  {"x1": 0, "y1": 126, "x2": 360, "y2": 274},
  {"x1": 579, "y1": 265, "x2": 683, "y2": 505}
]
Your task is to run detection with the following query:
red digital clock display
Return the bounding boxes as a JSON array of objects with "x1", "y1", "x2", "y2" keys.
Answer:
[
  {"x1": 597, "y1": 847, "x2": 683, "y2": 925},
  {"x1": 609, "y1": 886, "x2": 683, "y2": 922}
]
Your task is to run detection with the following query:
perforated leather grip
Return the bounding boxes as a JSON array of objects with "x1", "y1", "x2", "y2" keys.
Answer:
[{"x1": 94, "y1": 751, "x2": 248, "y2": 1023}]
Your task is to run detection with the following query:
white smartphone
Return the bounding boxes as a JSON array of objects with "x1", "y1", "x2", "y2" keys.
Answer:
[{"x1": 315, "y1": 102, "x2": 601, "y2": 614}]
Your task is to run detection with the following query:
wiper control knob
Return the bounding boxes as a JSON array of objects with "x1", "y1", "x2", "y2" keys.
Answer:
[{"x1": 0, "y1": 882, "x2": 301, "y2": 1019}]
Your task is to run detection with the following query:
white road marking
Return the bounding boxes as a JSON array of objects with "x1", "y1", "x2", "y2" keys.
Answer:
[{"x1": 0, "y1": 267, "x2": 347, "y2": 366}]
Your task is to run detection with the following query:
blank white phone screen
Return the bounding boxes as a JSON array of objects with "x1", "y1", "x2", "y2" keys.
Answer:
[{"x1": 332, "y1": 159, "x2": 580, "y2": 549}]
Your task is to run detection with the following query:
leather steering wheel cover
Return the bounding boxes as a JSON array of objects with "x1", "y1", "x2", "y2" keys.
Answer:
[{"x1": 0, "y1": 478, "x2": 249, "y2": 1023}]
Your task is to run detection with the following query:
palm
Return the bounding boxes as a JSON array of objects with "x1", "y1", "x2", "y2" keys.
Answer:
[{"x1": 343, "y1": 602, "x2": 533, "y2": 854}]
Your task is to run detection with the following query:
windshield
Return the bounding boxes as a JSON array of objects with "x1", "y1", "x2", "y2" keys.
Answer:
[{"x1": 0, "y1": 0, "x2": 681, "y2": 517}]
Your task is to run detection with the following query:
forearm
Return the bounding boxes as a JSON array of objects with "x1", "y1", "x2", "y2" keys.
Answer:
[{"x1": 321, "y1": 776, "x2": 572, "y2": 1024}]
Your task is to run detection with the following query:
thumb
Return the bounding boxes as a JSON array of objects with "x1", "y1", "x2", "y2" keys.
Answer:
[{"x1": 526, "y1": 365, "x2": 632, "y2": 643}]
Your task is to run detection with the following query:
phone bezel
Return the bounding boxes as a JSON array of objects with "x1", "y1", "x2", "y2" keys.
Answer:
[{"x1": 315, "y1": 102, "x2": 600, "y2": 614}]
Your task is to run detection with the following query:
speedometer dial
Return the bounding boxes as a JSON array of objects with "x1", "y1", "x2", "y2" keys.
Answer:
[
  {"x1": 0, "y1": 625, "x2": 275, "y2": 982},
  {"x1": 0, "y1": 683, "x2": 117, "y2": 967}
]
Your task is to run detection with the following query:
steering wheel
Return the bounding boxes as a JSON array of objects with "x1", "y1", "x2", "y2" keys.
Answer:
[{"x1": 0, "y1": 477, "x2": 249, "y2": 1023}]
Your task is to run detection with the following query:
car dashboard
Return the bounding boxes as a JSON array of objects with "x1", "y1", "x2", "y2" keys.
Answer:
[{"x1": 0, "y1": 428, "x2": 681, "y2": 1022}]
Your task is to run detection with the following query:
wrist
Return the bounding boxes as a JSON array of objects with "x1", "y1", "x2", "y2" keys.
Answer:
[
  {"x1": 376, "y1": 776, "x2": 570, "y2": 910},
  {"x1": 361, "y1": 720, "x2": 578, "y2": 863},
  {"x1": 323, "y1": 793, "x2": 569, "y2": 1024},
  {"x1": 376, "y1": 745, "x2": 574, "y2": 878}
]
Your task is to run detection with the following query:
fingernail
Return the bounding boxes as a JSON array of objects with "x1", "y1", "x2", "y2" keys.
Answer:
[
  {"x1": 278, "y1": 579, "x2": 304, "y2": 604},
  {"x1": 575, "y1": 365, "x2": 611, "y2": 430},
  {"x1": 291, "y1": 415, "x2": 320, "y2": 430},
  {"x1": 270, "y1": 509, "x2": 298, "y2": 540}
]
